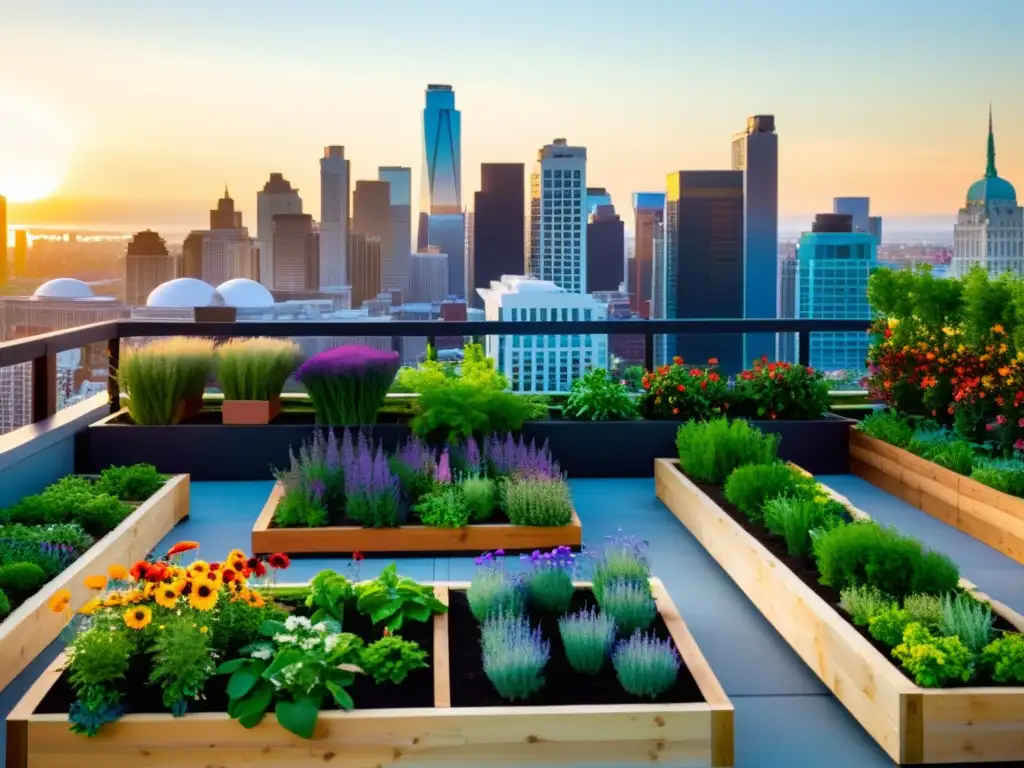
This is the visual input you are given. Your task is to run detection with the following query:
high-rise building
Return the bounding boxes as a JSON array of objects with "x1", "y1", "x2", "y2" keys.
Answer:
[
  {"x1": 210, "y1": 186, "x2": 243, "y2": 229},
  {"x1": 123, "y1": 230, "x2": 179, "y2": 306},
  {"x1": 633, "y1": 193, "x2": 665, "y2": 318},
  {"x1": 0, "y1": 194, "x2": 7, "y2": 286},
  {"x1": 13, "y1": 230, "x2": 27, "y2": 278},
  {"x1": 832, "y1": 197, "x2": 884, "y2": 246},
  {"x1": 952, "y1": 108, "x2": 1022, "y2": 276},
  {"x1": 585, "y1": 187, "x2": 612, "y2": 216},
  {"x1": 465, "y1": 210, "x2": 475, "y2": 298},
  {"x1": 477, "y1": 275, "x2": 608, "y2": 393},
  {"x1": 352, "y1": 180, "x2": 394, "y2": 292},
  {"x1": 529, "y1": 138, "x2": 587, "y2": 293},
  {"x1": 777, "y1": 254, "x2": 799, "y2": 363},
  {"x1": 426, "y1": 214, "x2": 466, "y2": 297},
  {"x1": 256, "y1": 173, "x2": 303, "y2": 289},
  {"x1": 181, "y1": 231, "x2": 259, "y2": 286},
  {"x1": 348, "y1": 232, "x2": 382, "y2": 306},
  {"x1": 665, "y1": 170, "x2": 744, "y2": 372},
  {"x1": 272, "y1": 213, "x2": 318, "y2": 291},
  {"x1": 408, "y1": 251, "x2": 450, "y2": 303},
  {"x1": 732, "y1": 115, "x2": 779, "y2": 365},
  {"x1": 473, "y1": 163, "x2": 525, "y2": 308},
  {"x1": 587, "y1": 204, "x2": 624, "y2": 292},
  {"x1": 421, "y1": 84, "x2": 462, "y2": 215},
  {"x1": 319, "y1": 146, "x2": 350, "y2": 288},
  {"x1": 795, "y1": 213, "x2": 877, "y2": 373},
  {"x1": 378, "y1": 166, "x2": 412, "y2": 292}
]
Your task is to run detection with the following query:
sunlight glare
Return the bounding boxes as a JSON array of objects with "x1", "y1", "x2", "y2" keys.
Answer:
[{"x1": 0, "y1": 90, "x2": 71, "y2": 203}]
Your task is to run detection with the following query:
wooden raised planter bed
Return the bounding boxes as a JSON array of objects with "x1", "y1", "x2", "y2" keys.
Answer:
[
  {"x1": 252, "y1": 482, "x2": 583, "y2": 555},
  {"x1": 7, "y1": 579, "x2": 734, "y2": 768},
  {"x1": 655, "y1": 458, "x2": 1024, "y2": 764},
  {"x1": 0, "y1": 474, "x2": 190, "y2": 694},
  {"x1": 850, "y1": 430, "x2": 1024, "y2": 564}
]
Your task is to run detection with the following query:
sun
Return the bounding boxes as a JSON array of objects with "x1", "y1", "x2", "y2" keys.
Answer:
[{"x1": 0, "y1": 91, "x2": 71, "y2": 204}]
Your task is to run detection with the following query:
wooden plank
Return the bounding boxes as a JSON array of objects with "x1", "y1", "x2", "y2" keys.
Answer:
[
  {"x1": 252, "y1": 482, "x2": 583, "y2": 555},
  {"x1": 921, "y1": 690, "x2": 1024, "y2": 764},
  {"x1": 0, "y1": 474, "x2": 190, "y2": 694},
  {"x1": 431, "y1": 586, "x2": 451, "y2": 709}
]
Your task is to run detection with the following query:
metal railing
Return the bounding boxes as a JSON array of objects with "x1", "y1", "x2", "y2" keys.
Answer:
[{"x1": 0, "y1": 317, "x2": 871, "y2": 426}]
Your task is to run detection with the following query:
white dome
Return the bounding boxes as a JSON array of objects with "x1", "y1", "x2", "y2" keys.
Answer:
[
  {"x1": 33, "y1": 278, "x2": 94, "y2": 299},
  {"x1": 146, "y1": 278, "x2": 217, "y2": 308},
  {"x1": 214, "y1": 278, "x2": 274, "y2": 308}
]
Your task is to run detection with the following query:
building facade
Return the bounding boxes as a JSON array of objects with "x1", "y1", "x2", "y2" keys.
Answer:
[
  {"x1": 421, "y1": 84, "x2": 462, "y2": 215},
  {"x1": 123, "y1": 230, "x2": 179, "y2": 306},
  {"x1": 408, "y1": 251, "x2": 450, "y2": 304},
  {"x1": 585, "y1": 187, "x2": 612, "y2": 216},
  {"x1": 0, "y1": 194, "x2": 7, "y2": 285},
  {"x1": 632, "y1": 193, "x2": 665, "y2": 318},
  {"x1": 378, "y1": 166, "x2": 412, "y2": 292},
  {"x1": 833, "y1": 197, "x2": 883, "y2": 245},
  {"x1": 352, "y1": 179, "x2": 394, "y2": 293},
  {"x1": 256, "y1": 173, "x2": 303, "y2": 289},
  {"x1": 586, "y1": 204, "x2": 624, "y2": 292},
  {"x1": 272, "y1": 213, "x2": 318, "y2": 291},
  {"x1": 426, "y1": 214, "x2": 466, "y2": 298},
  {"x1": 319, "y1": 146, "x2": 350, "y2": 288},
  {"x1": 529, "y1": 139, "x2": 587, "y2": 293},
  {"x1": 473, "y1": 163, "x2": 525, "y2": 308},
  {"x1": 348, "y1": 232, "x2": 382, "y2": 306}
]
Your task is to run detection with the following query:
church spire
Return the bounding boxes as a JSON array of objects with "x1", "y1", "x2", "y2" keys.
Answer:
[
  {"x1": 986, "y1": 104, "x2": 998, "y2": 178},
  {"x1": 223, "y1": 183, "x2": 231, "y2": 200}
]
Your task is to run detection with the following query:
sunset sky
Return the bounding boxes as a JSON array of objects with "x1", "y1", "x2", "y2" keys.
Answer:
[{"x1": 1, "y1": 0, "x2": 1022, "y2": 232}]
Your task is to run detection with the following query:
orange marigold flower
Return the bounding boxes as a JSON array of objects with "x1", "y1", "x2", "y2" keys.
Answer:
[
  {"x1": 992, "y1": 324, "x2": 1005, "y2": 335},
  {"x1": 166, "y1": 541, "x2": 200, "y2": 558},
  {"x1": 48, "y1": 589, "x2": 72, "y2": 613},
  {"x1": 108, "y1": 564, "x2": 129, "y2": 581},
  {"x1": 84, "y1": 574, "x2": 107, "y2": 591}
]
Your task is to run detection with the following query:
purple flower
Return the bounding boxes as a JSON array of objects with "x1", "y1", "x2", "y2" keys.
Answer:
[
  {"x1": 295, "y1": 345, "x2": 400, "y2": 380},
  {"x1": 465, "y1": 436, "x2": 482, "y2": 475},
  {"x1": 396, "y1": 436, "x2": 435, "y2": 474},
  {"x1": 485, "y1": 433, "x2": 560, "y2": 480},
  {"x1": 295, "y1": 346, "x2": 400, "y2": 425},
  {"x1": 436, "y1": 448, "x2": 452, "y2": 484}
]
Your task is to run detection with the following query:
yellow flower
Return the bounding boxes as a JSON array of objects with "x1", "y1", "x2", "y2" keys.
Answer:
[
  {"x1": 887, "y1": 317, "x2": 900, "y2": 329},
  {"x1": 48, "y1": 589, "x2": 72, "y2": 613},
  {"x1": 108, "y1": 564, "x2": 129, "y2": 581},
  {"x1": 188, "y1": 580, "x2": 218, "y2": 611},
  {"x1": 942, "y1": 326, "x2": 956, "y2": 336},
  {"x1": 992, "y1": 323, "x2": 1005, "y2": 335},
  {"x1": 78, "y1": 597, "x2": 102, "y2": 615},
  {"x1": 125, "y1": 589, "x2": 145, "y2": 604},
  {"x1": 103, "y1": 591, "x2": 126, "y2": 607},
  {"x1": 188, "y1": 560, "x2": 210, "y2": 578},
  {"x1": 154, "y1": 585, "x2": 178, "y2": 609},
  {"x1": 227, "y1": 549, "x2": 247, "y2": 565},
  {"x1": 84, "y1": 575, "x2": 107, "y2": 591},
  {"x1": 143, "y1": 582, "x2": 159, "y2": 599},
  {"x1": 247, "y1": 591, "x2": 265, "y2": 608},
  {"x1": 199, "y1": 626, "x2": 209, "y2": 634},
  {"x1": 171, "y1": 579, "x2": 188, "y2": 595},
  {"x1": 123, "y1": 605, "x2": 152, "y2": 631}
]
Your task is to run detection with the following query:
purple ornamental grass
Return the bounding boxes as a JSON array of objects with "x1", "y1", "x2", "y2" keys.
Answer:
[
  {"x1": 435, "y1": 448, "x2": 452, "y2": 484},
  {"x1": 296, "y1": 345, "x2": 400, "y2": 425},
  {"x1": 395, "y1": 436, "x2": 435, "y2": 474},
  {"x1": 465, "y1": 436, "x2": 482, "y2": 476},
  {"x1": 344, "y1": 438, "x2": 400, "y2": 528},
  {"x1": 485, "y1": 433, "x2": 561, "y2": 480}
]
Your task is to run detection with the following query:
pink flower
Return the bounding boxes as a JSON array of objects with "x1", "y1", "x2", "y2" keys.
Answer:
[
  {"x1": 436, "y1": 449, "x2": 452, "y2": 484},
  {"x1": 997, "y1": 415, "x2": 1008, "y2": 426},
  {"x1": 1017, "y1": 417, "x2": 1024, "y2": 428},
  {"x1": 1015, "y1": 439, "x2": 1024, "y2": 452}
]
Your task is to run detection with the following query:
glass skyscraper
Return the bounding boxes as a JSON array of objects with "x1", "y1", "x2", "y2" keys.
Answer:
[{"x1": 421, "y1": 84, "x2": 462, "y2": 214}]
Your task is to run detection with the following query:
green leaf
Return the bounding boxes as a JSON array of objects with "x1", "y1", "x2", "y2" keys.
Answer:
[
  {"x1": 275, "y1": 696, "x2": 320, "y2": 740},
  {"x1": 238, "y1": 708, "x2": 267, "y2": 729},
  {"x1": 370, "y1": 598, "x2": 403, "y2": 624},
  {"x1": 263, "y1": 648, "x2": 302, "y2": 679},
  {"x1": 326, "y1": 680, "x2": 354, "y2": 710},
  {"x1": 259, "y1": 619, "x2": 288, "y2": 637},
  {"x1": 227, "y1": 668, "x2": 260, "y2": 699},
  {"x1": 232, "y1": 680, "x2": 273, "y2": 722},
  {"x1": 216, "y1": 658, "x2": 248, "y2": 675},
  {"x1": 404, "y1": 602, "x2": 431, "y2": 623}
]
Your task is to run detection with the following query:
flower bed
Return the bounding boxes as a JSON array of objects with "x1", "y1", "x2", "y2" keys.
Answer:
[
  {"x1": 7, "y1": 543, "x2": 732, "y2": 767},
  {"x1": 655, "y1": 418, "x2": 1024, "y2": 764},
  {"x1": 0, "y1": 466, "x2": 189, "y2": 693}
]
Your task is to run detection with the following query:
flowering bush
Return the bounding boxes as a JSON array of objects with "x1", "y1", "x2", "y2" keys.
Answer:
[
  {"x1": 521, "y1": 545, "x2": 575, "y2": 615},
  {"x1": 734, "y1": 357, "x2": 829, "y2": 420},
  {"x1": 638, "y1": 356, "x2": 729, "y2": 420},
  {"x1": 296, "y1": 345, "x2": 400, "y2": 425},
  {"x1": 558, "y1": 607, "x2": 616, "y2": 675},
  {"x1": 612, "y1": 630, "x2": 680, "y2": 699}
]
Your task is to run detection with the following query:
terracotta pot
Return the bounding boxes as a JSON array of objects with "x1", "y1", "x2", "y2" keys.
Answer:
[{"x1": 222, "y1": 396, "x2": 282, "y2": 425}]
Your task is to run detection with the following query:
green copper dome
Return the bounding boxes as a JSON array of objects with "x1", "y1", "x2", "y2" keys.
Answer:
[{"x1": 967, "y1": 107, "x2": 1017, "y2": 203}]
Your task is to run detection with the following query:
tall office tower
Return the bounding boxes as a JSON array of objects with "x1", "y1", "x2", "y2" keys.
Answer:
[
  {"x1": 585, "y1": 187, "x2": 612, "y2": 216},
  {"x1": 952, "y1": 108, "x2": 1022, "y2": 276},
  {"x1": 319, "y1": 146, "x2": 350, "y2": 288},
  {"x1": 123, "y1": 230, "x2": 179, "y2": 306},
  {"x1": 210, "y1": 187, "x2": 243, "y2": 229},
  {"x1": 732, "y1": 115, "x2": 779, "y2": 365},
  {"x1": 796, "y1": 213, "x2": 877, "y2": 373},
  {"x1": 352, "y1": 180, "x2": 394, "y2": 291},
  {"x1": 13, "y1": 230, "x2": 27, "y2": 278},
  {"x1": 587, "y1": 204, "x2": 624, "y2": 292},
  {"x1": 0, "y1": 194, "x2": 7, "y2": 285},
  {"x1": 408, "y1": 252, "x2": 450, "y2": 303},
  {"x1": 477, "y1": 275, "x2": 608, "y2": 393},
  {"x1": 426, "y1": 214, "x2": 466, "y2": 297},
  {"x1": 378, "y1": 166, "x2": 412, "y2": 292},
  {"x1": 420, "y1": 85, "x2": 465, "y2": 295},
  {"x1": 473, "y1": 163, "x2": 525, "y2": 308},
  {"x1": 529, "y1": 139, "x2": 587, "y2": 293},
  {"x1": 256, "y1": 173, "x2": 303, "y2": 289},
  {"x1": 665, "y1": 171, "x2": 745, "y2": 373},
  {"x1": 183, "y1": 188, "x2": 258, "y2": 287},
  {"x1": 348, "y1": 232, "x2": 382, "y2": 306},
  {"x1": 272, "y1": 213, "x2": 319, "y2": 291},
  {"x1": 869, "y1": 216, "x2": 883, "y2": 244},
  {"x1": 632, "y1": 193, "x2": 665, "y2": 317}
]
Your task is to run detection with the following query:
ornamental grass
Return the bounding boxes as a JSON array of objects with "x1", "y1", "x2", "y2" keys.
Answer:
[
  {"x1": 215, "y1": 338, "x2": 302, "y2": 401},
  {"x1": 296, "y1": 345, "x2": 400, "y2": 425},
  {"x1": 117, "y1": 337, "x2": 215, "y2": 425}
]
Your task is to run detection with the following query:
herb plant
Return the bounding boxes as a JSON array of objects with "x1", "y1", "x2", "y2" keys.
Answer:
[
  {"x1": 563, "y1": 368, "x2": 638, "y2": 421},
  {"x1": 590, "y1": 534, "x2": 651, "y2": 603},
  {"x1": 306, "y1": 570, "x2": 355, "y2": 626},
  {"x1": 468, "y1": 556, "x2": 524, "y2": 622},
  {"x1": 980, "y1": 633, "x2": 1024, "y2": 683},
  {"x1": 415, "y1": 485, "x2": 471, "y2": 528},
  {"x1": 675, "y1": 418, "x2": 779, "y2": 484},
  {"x1": 67, "y1": 623, "x2": 135, "y2": 735},
  {"x1": 521, "y1": 546, "x2": 575, "y2": 615},
  {"x1": 117, "y1": 337, "x2": 215, "y2": 425},
  {"x1": 858, "y1": 411, "x2": 915, "y2": 449},
  {"x1": 723, "y1": 462, "x2": 818, "y2": 521},
  {"x1": 354, "y1": 563, "x2": 447, "y2": 631},
  {"x1": 149, "y1": 616, "x2": 216, "y2": 715},
  {"x1": 214, "y1": 337, "x2": 302, "y2": 401},
  {"x1": 360, "y1": 635, "x2": 429, "y2": 684},
  {"x1": 868, "y1": 605, "x2": 912, "y2": 647},
  {"x1": 903, "y1": 593, "x2": 942, "y2": 627},
  {"x1": 938, "y1": 592, "x2": 993, "y2": 653},
  {"x1": 892, "y1": 623, "x2": 975, "y2": 688},
  {"x1": 598, "y1": 580, "x2": 657, "y2": 635},
  {"x1": 839, "y1": 585, "x2": 893, "y2": 626},
  {"x1": 504, "y1": 478, "x2": 574, "y2": 526},
  {"x1": 94, "y1": 464, "x2": 166, "y2": 501},
  {"x1": 461, "y1": 476, "x2": 497, "y2": 522},
  {"x1": 612, "y1": 631, "x2": 680, "y2": 699},
  {"x1": 480, "y1": 614, "x2": 549, "y2": 701},
  {"x1": 763, "y1": 496, "x2": 841, "y2": 557},
  {"x1": 558, "y1": 607, "x2": 616, "y2": 675}
]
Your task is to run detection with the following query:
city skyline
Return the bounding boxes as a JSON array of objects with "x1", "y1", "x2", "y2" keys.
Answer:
[{"x1": 2, "y1": 0, "x2": 1022, "y2": 233}]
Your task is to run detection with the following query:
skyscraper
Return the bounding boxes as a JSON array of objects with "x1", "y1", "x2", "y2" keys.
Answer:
[
  {"x1": 665, "y1": 171, "x2": 745, "y2": 372},
  {"x1": 421, "y1": 84, "x2": 462, "y2": 215},
  {"x1": 272, "y1": 213, "x2": 318, "y2": 291},
  {"x1": 408, "y1": 251, "x2": 450, "y2": 303},
  {"x1": 13, "y1": 230, "x2": 27, "y2": 278},
  {"x1": 587, "y1": 204, "x2": 624, "y2": 292},
  {"x1": 529, "y1": 139, "x2": 587, "y2": 293},
  {"x1": 632, "y1": 193, "x2": 665, "y2": 317},
  {"x1": 348, "y1": 232, "x2": 382, "y2": 306},
  {"x1": 256, "y1": 173, "x2": 303, "y2": 289},
  {"x1": 585, "y1": 187, "x2": 612, "y2": 216},
  {"x1": 832, "y1": 197, "x2": 870, "y2": 234},
  {"x1": 319, "y1": 146, "x2": 350, "y2": 288},
  {"x1": 378, "y1": 166, "x2": 412, "y2": 292},
  {"x1": 123, "y1": 230, "x2": 179, "y2": 306},
  {"x1": 0, "y1": 194, "x2": 7, "y2": 286},
  {"x1": 352, "y1": 180, "x2": 394, "y2": 294},
  {"x1": 426, "y1": 214, "x2": 466, "y2": 297},
  {"x1": 732, "y1": 115, "x2": 778, "y2": 365},
  {"x1": 210, "y1": 186, "x2": 243, "y2": 229},
  {"x1": 473, "y1": 163, "x2": 525, "y2": 308}
]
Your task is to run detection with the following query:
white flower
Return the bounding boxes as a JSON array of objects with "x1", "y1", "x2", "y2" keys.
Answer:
[
  {"x1": 273, "y1": 633, "x2": 298, "y2": 645},
  {"x1": 312, "y1": 622, "x2": 328, "y2": 634},
  {"x1": 284, "y1": 616, "x2": 311, "y2": 631},
  {"x1": 250, "y1": 647, "x2": 272, "y2": 660},
  {"x1": 324, "y1": 634, "x2": 339, "y2": 653}
]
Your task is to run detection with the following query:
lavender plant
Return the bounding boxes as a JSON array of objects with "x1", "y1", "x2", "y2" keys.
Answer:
[
  {"x1": 485, "y1": 434, "x2": 560, "y2": 479},
  {"x1": 467, "y1": 552, "x2": 524, "y2": 622},
  {"x1": 388, "y1": 436, "x2": 436, "y2": 508},
  {"x1": 481, "y1": 614, "x2": 550, "y2": 701},
  {"x1": 558, "y1": 607, "x2": 616, "y2": 675},
  {"x1": 344, "y1": 435, "x2": 401, "y2": 528},
  {"x1": 521, "y1": 546, "x2": 575, "y2": 615},
  {"x1": 590, "y1": 534, "x2": 651, "y2": 602},
  {"x1": 598, "y1": 580, "x2": 657, "y2": 634},
  {"x1": 612, "y1": 631, "x2": 681, "y2": 699},
  {"x1": 505, "y1": 478, "x2": 574, "y2": 526},
  {"x1": 296, "y1": 345, "x2": 400, "y2": 425},
  {"x1": 272, "y1": 430, "x2": 344, "y2": 527}
]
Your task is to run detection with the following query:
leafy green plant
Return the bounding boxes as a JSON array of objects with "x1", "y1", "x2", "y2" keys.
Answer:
[
  {"x1": 859, "y1": 412, "x2": 914, "y2": 449},
  {"x1": 558, "y1": 607, "x2": 616, "y2": 675},
  {"x1": 733, "y1": 359, "x2": 830, "y2": 420},
  {"x1": 868, "y1": 605, "x2": 912, "y2": 647},
  {"x1": 980, "y1": 633, "x2": 1024, "y2": 683},
  {"x1": 938, "y1": 593, "x2": 993, "y2": 653},
  {"x1": 273, "y1": 490, "x2": 328, "y2": 528},
  {"x1": 612, "y1": 630, "x2": 680, "y2": 699},
  {"x1": 903, "y1": 593, "x2": 942, "y2": 627},
  {"x1": 0, "y1": 562, "x2": 47, "y2": 599},
  {"x1": 504, "y1": 478, "x2": 574, "y2": 526},
  {"x1": 354, "y1": 563, "x2": 447, "y2": 632},
  {"x1": 67, "y1": 622, "x2": 136, "y2": 735},
  {"x1": 211, "y1": 596, "x2": 286, "y2": 656},
  {"x1": 928, "y1": 440, "x2": 976, "y2": 475},
  {"x1": 73, "y1": 494, "x2": 132, "y2": 538},
  {"x1": 971, "y1": 457, "x2": 1024, "y2": 497},
  {"x1": 598, "y1": 580, "x2": 656, "y2": 635},
  {"x1": 723, "y1": 462, "x2": 818, "y2": 521},
  {"x1": 481, "y1": 614, "x2": 549, "y2": 701},
  {"x1": 94, "y1": 464, "x2": 166, "y2": 502},
  {"x1": 117, "y1": 337, "x2": 215, "y2": 425},
  {"x1": 763, "y1": 496, "x2": 842, "y2": 558},
  {"x1": 564, "y1": 368, "x2": 639, "y2": 421},
  {"x1": 360, "y1": 635, "x2": 429, "y2": 684},
  {"x1": 306, "y1": 570, "x2": 356, "y2": 626},
  {"x1": 411, "y1": 381, "x2": 532, "y2": 441},
  {"x1": 467, "y1": 563, "x2": 524, "y2": 622},
  {"x1": 215, "y1": 338, "x2": 302, "y2": 401},
  {"x1": 415, "y1": 485, "x2": 471, "y2": 528},
  {"x1": 675, "y1": 418, "x2": 779, "y2": 484},
  {"x1": 839, "y1": 585, "x2": 894, "y2": 626},
  {"x1": 0, "y1": 588, "x2": 9, "y2": 618},
  {"x1": 461, "y1": 476, "x2": 497, "y2": 522},
  {"x1": 892, "y1": 622, "x2": 976, "y2": 688},
  {"x1": 149, "y1": 616, "x2": 216, "y2": 715}
]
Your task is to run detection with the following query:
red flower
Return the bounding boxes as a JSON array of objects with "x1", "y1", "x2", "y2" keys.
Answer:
[
  {"x1": 129, "y1": 561, "x2": 150, "y2": 581},
  {"x1": 166, "y1": 541, "x2": 199, "y2": 558},
  {"x1": 252, "y1": 562, "x2": 267, "y2": 578},
  {"x1": 707, "y1": 357, "x2": 719, "y2": 366},
  {"x1": 220, "y1": 568, "x2": 237, "y2": 584},
  {"x1": 700, "y1": 380, "x2": 708, "y2": 390},
  {"x1": 146, "y1": 563, "x2": 169, "y2": 583},
  {"x1": 708, "y1": 372, "x2": 720, "y2": 383},
  {"x1": 677, "y1": 384, "x2": 685, "y2": 392},
  {"x1": 209, "y1": 562, "x2": 220, "y2": 571},
  {"x1": 352, "y1": 551, "x2": 365, "y2": 562},
  {"x1": 689, "y1": 368, "x2": 701, "y2": 377},
  {"x1": 268, "y1": 553, "x2": 291, "y2": 570},
  {"x1": 672, "y1": 356, "x2": 684, "y2": 365},
  {"x1": 246, "y1": 557, "x2": 262, "y2": 570}
]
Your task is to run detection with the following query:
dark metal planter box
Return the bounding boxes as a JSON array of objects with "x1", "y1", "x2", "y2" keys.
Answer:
[{"x1": 77, "y1": 411, "x2": 854, "y2": 480}]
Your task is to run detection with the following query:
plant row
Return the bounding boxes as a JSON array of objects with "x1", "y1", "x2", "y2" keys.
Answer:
[
  {"x1": 676, "y1": 417, "x2": 1024, "y2": 688},
  {"x1": 274, "y1": 431, "x2": 574, "y2": 529},
  {"x1": 0, "y1": 464, "x2": 166, "y2": 620}
]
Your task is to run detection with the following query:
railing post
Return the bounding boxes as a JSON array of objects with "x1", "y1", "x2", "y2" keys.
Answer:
[
  {"x1": 643, "y1": 332, "x2": 654, "y2": 372},
  {"x1": 31, "y1": 353, "x2": 57, "y2": 423},
  {"x1": 107, "y1": 337, "x2": 121, "y2": 415},
  {"x1": 797, "y1": 330, "x2": 811, "y2": 367}
]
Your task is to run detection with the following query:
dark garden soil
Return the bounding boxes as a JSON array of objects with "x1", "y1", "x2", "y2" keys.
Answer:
[
  {"x1": 681, "y1": 469, "x2": 1017, "y2": 687},
  {"x1": 447, "y1": 588, "x2": 705, "y2": 708}
]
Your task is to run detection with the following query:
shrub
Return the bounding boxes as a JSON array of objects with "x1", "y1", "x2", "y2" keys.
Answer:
[
  {"x1": 591, "y1": 535, "x2": 650, "y2": 602},
  {"x1": 0, "y1": 522, "x2": 93, "y2": 551},
  {"x1": 118, "y1": 337, "x2": 215, "y2": 425},
  {"x1": 461, "y1": 477, "x2": 497, "y2": 522},
  {"x1": 558, "y1": 607, "x2": 616, "y2": 675},
  {"x1": 295, "y1": 345, "x2": 400, "y2": 425},
  {"x1": 481, "y1": 614, "x2": 549, "y2": 701},
  {"x1": 0, "y1": 539, "x2": 73, "y2": 578},
  {"x1": 763, "y1": 496, "x2": 841, "y2": 558},
  {"x1": 938, "y1": 593, "x2": 993, "y2": 653},
  {"x1": 273, "y1": 490, "x2": 328, "y2": 528},
  {"x1": 0, "y1": 562, "x2": 47, "y2": 598},
  {"x1": 468, "y1": 561, "x2": 524, "y2": 622},
  {"x1": 343, "y1": 442, "x2": 400, "y2": 528},
  {"x1": 868, "y1": 605, "x2": 912, "y2": 647},
  {"x1": 214, "y1": 338, "x2": 302, "y2": 401},
  {"x1": 598, "y1": 580, "x2": 657, "y2": 635},
  {"x1": 980, "y1": 633, "x2": 1024, "y2": 684},
  {"x1": 612, "y1": 631, "x2": 680, "y2": 699},
  {"x1": 638, "y1": 357, "x2": 729, "y2": 420},
  {"x1": 485, "y1": 434, "x2": 560, "y2": 480},
  {"x1": 971, "y1": 457, "x2": 1024, "y2": 497},
  {"x1": 411, "y1": 380, "x2": 532, "y2": 441},
  {"x1": 564, "y1": 368, "x2": 638, "y2": 421},
  {"x1": 0, "y1": 588, "x2": 9, "y2": 618},
  {"x1": 522, "y1": 546, "x2": 575, "y2": 615},
  {"x1": 893, "y1": 623, "x2": 975, "y2": 688},
  {"x1": 859, "y1": 412, "x2": 914, "y2": 449},
  {"x1": 724, "y1": 462, "x2": 817, "y2": 521},
  {"x1": 505, "y1": 478, "x2": 573, "y2": 526},
  {"x1": 415, "y1": 485, "x2": 470, "y2": 528},
  {"x1": 734, "y1": 359, "x2": 830, "y2": 420},
  {"x1": 273, "y1": 430, "x2": 345, "y2": 516},
  {"x1": 675, "y1": 418, "x2": 778, "y2": 484},
  {"x1": 903, "y1": 594, "x2": 942, "y2": 627},
  {"x1": 928, "y1": 440, "x2": 976, "y2": 475},
  {"x1": 72, "y1": 495, "x2": 131, "y2": 538},
  {"x1": 94, "y1": 464, "x2": 166, "y2": 502},
  {"x1": 360, "y1": 636, "x2": 429, "y2": 685},
  {"x1": 839, "y1": 585, "x2": 894, "y2": 626}
]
